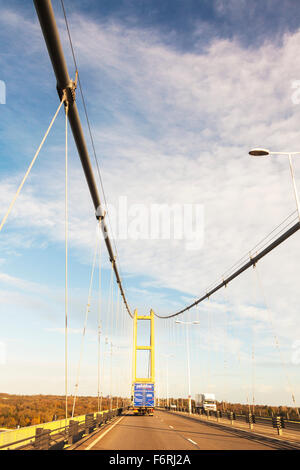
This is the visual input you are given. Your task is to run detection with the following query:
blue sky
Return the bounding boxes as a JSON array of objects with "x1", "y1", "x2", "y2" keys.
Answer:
[
  {"x1": 1, "y1": 0, "x2": 300, "y2": 408},
  {"x1": 6, "y1": 0, "x2": 300, "y2": 50}
]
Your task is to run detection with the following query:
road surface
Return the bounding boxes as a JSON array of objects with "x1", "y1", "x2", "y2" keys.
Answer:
[{"x1": 75, "y1": 410, "x2": 278, "y2": 450}]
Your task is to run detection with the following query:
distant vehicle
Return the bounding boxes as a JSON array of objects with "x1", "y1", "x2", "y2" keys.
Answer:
[
  {"x1": 132, "y1": 383, "x2": 154, "y2": 416},
  {"x1": 195, "y1": 393, "x2": 217, "y2": 412}
]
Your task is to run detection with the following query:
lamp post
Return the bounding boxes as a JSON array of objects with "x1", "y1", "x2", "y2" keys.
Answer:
[
  {"x1": 156, "y1": 360, "x2": 160, "y2": 407},
  {"x1": 175, "y1": 320, "x2": 200, "y2": 414},
  {"x1": 162, "y1": 353, "x2": 173, "y2": 408},
  {"x1": 249, "y1": 148, "x2": 300, "y2": 219},
  {"x1": 105, "y1": 338, "x2": 114, "y2": 411},
  {"x1": 156, "y1": 356, "x2": 161, "y2": 407}
]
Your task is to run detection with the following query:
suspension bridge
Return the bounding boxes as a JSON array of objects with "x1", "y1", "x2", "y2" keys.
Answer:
[{"x1": 1, "y1": 0, "x2": 300, "y2": 451}]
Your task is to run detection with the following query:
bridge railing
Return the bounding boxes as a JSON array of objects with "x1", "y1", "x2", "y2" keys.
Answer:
[
  {"x1": 0, "y1": 407, "x2": 125, "y2": 450},
  {"x1": 163, "y1": 406, "x2": 300, "y2": 436}
]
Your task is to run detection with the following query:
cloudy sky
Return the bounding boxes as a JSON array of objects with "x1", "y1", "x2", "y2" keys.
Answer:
[{"x1": 1, "y1": 0, "x2": 300, "y2": 407}]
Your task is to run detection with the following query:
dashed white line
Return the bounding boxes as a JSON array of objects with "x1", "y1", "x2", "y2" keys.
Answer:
[{"x1": 187, "y1": 438, "x2": 198, "y2": 446}]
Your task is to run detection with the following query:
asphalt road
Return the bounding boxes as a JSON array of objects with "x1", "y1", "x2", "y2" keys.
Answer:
[{"x1": 76, "y1": 410, "x2": 277, "y2": 450}]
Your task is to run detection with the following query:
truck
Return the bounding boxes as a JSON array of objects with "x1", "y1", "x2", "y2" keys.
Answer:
[
  {"x1": 132, "y1": 382, "x2": 155, "y2": 416},
  {"x1": 195, "y1": 393, "x2": 217, "y2": 412}
]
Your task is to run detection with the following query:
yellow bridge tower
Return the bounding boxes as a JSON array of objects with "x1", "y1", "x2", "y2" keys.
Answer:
[{"x1": 132, "y1": 309, "x2": 155, "y2": 414}]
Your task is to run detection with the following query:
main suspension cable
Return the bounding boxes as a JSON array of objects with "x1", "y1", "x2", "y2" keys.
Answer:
[
  {"x1": 153, "y1": 215, "x2": 300, "y2": 319},
  {"x1": 60, "y1": 0, "x2": 131, "y2": 320}
]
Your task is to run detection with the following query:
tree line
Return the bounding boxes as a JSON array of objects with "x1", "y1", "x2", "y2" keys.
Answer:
[
  {"x1": 0, "y1": 393, "x2": 125, "y2": 429},
  {"x1": 161, "y1": 397, "x2": 300, "y2": 419}
]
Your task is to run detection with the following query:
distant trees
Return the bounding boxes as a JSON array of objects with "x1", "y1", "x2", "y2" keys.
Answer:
[
  {"x1": 0, "y1": 393, "x2": 120, "y2": 429},
  {"x1": 214, "y1": 400, "x2": 299, "y2": 419},
  {"x1": 167, "y1": 397, "x2": 299, "y2": 419}
]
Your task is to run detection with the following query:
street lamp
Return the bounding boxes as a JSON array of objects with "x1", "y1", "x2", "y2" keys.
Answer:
[
  {"x1": 105, "y1": 339, "x2": 114, "y2": 410},
  {"x1": 175, "y1": 320, "x2": 200, "y2": 414},
  {"x1": 249, "y1": 148, "x2": 300, "y2": 219},
  {"x1": 161, "y1": 353, "x2": 173, "y2": 408}
]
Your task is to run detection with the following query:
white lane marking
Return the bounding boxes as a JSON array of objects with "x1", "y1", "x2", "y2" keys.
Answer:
[
  {"x1": 187, "y1": 438, "x2": 198, "y2": 446},
  {"x1": 85, "y1": 416, "x2": 124, "y2": 450},
  {"x1": 169, "y1": 425, "x2": 174, "y2": 429}
]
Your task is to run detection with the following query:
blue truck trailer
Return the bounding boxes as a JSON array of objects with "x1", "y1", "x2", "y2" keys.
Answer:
[{"x1": 133, "y1": 382, "x2": 155, "y2": 416}]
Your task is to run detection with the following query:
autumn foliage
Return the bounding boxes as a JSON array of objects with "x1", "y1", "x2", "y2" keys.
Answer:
[
  {"x1": 163, "y1": 398, "x2": 300, "y2": 420},
  {"x1": 0, "y1": 393, "x2": 125, "y2": 429}
]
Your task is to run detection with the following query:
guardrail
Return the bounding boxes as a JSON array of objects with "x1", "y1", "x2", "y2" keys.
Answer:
[
  {"x1": 0, "y1": 407, "x2": 127, "y2": 450},
  {"x1": 163, "y1": 406, "x2": 300, "y2": 436}
]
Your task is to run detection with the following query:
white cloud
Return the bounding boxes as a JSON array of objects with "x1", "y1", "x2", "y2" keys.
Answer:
[{"x1": 0, "y1": 271, "x2": 48, "y2": 293}]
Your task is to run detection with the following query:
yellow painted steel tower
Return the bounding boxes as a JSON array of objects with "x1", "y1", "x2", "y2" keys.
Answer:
[
  {"x1": 132, "y1": 309, "x2": 155, "y2": 383},
  {"x1": 132, "y1": 309, "x2": 155, "y2": 414}
]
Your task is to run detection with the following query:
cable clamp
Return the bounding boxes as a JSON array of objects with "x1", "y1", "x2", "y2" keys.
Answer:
[
  {"x1": 249, "y1": 254, "x2": 256, "y2": 268},
  {"x1": 57, "y1": 75, "x2": 77, "y2": 106}
]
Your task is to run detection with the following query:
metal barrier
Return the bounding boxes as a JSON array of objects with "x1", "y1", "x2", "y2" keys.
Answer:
[
  {"x1": 0, "y1": 407, "x2": 123, "y2": 450},
  {"x1": 34, "y1": 428, "x2": 51, "y2": 450},
  {"x1": 227, "y1": 411, "x2": 236, "y2": 424},
  {"x1": 272, "y1": 416, "x2": 285, "y2": 435},
  {"x1": 95, "y1": 413, "x2": 103, "y2": 428},
  {"x1": 85, "y1": 413, "x2": 95, "y2": 435},
  {"x1": 245, "y1": 413, "x2": 255, "y2": 429},
  {"x1": 164, "y1": 406, "x2": 300, "y2": 437},
  {"x1": 68, "y1": 420, "x2": 82, "y2": 445}
]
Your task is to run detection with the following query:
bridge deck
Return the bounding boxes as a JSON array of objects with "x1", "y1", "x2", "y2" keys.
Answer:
[{"x1": 74, "y1": 410, "x2": 278, "y2": 450}]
